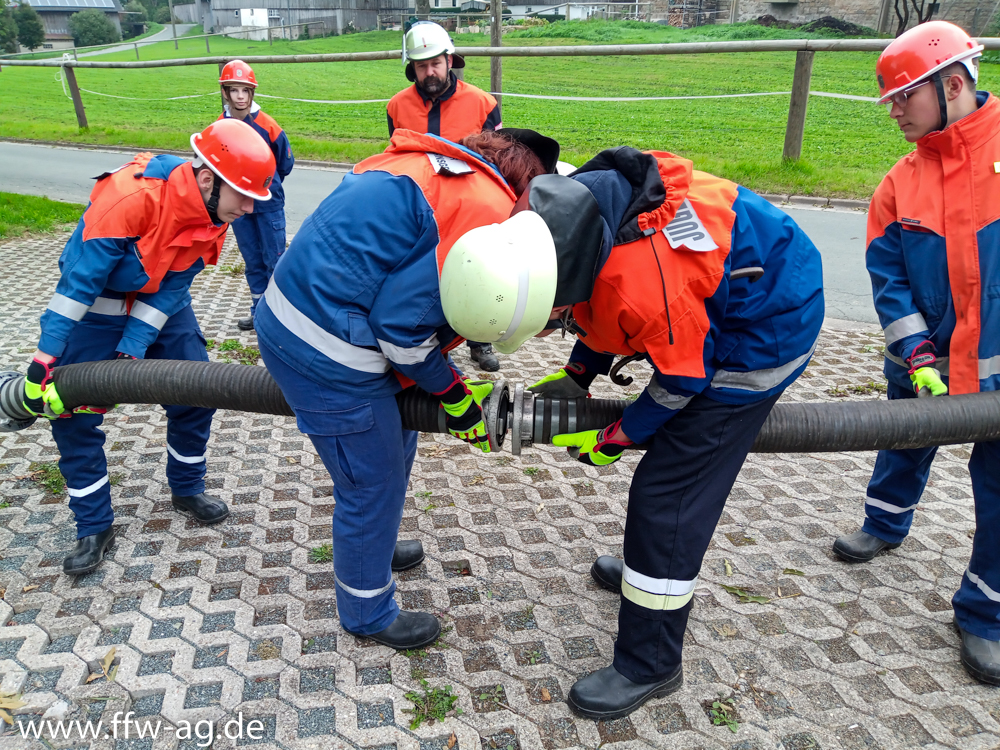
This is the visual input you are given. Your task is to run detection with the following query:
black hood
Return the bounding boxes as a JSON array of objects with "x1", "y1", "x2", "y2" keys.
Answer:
[
  {"x1": 497, "y1": 128, "x2": 560, "y2": 175},
  {"x1": 512, "y1": 174, "x2": 604, "y2": 306},
  {"x1": 572, "y1": 147, "x2": 665, "y2": 245}
]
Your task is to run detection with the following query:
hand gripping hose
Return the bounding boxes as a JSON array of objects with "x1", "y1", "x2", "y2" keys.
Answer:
[{"x1": 1, "y1": 361, "x2": 999, "y2": 454}]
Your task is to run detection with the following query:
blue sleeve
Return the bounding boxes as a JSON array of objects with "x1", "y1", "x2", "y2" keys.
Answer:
[
  {"x1": 867, "y1": 222, "x2": 928, "y2": 362},
  {"x1": 620, "y1": 369, "x2": 708, "y2": 444},
  {"x1": 273, "y1": 130, "x2": 294, "y2": 180},
  {"x1": 117, "y1": 261, "x2": 204, "y2": 359},
  {"x1": 363, "y1": 176, "x2": 455, "y2": 394},
  {"x1": 38, "y1": 220, "x2": 127, "y2": 357},
  {"x1": 569, "y1": 339, "x2": 614, "y2": 376}
]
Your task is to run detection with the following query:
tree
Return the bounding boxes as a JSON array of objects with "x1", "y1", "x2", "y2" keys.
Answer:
[
  {"x1": 121, "y1": 0, "x2": 147, "y2": 39},
  {"x1": 0, "y1": 6, "x2": 19, "y2": 54},
  {"x1": 14, "y1": 2, "x2": 45, "y2": 51},
  {"x1": 68, "y1": 8, "x2": 119, "y2": 46},
  {"x1": 153, "y1": 5, "x2": 173, "y2": 24},
  {"x1": 894, "y1": 0, "x2": 936, "y2": 37}
]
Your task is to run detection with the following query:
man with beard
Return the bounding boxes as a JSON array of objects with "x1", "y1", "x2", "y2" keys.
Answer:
[{"x1": 387, "y1": 20, "x2": 504, "y2": 373}]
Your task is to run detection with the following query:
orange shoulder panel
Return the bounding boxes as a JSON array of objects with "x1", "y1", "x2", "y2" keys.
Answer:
[
  {"x1": 438, "y1": 81, "x2": 496, "y2": 143},
  {"x1": 386, "y1": 86, "x2": 426, "y2": 133},
  {"x1": 82, "y1": 155, "x2": 160, "y2": 242},
  {"x1": 254, "y1": 110, "x2": 285, "y2": 143}
]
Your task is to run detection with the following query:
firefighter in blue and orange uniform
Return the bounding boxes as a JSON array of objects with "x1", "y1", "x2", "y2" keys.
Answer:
[
  {"x1": 218, "y1": 60, "x2": 295, "y2": 331},
  {"x1": 439, "y1": 149, "x2": 824, "y2": 719},
  {"x1": 23, "y1": 119, "x2": 277, "y2": 576},
  {"x1": 254, "y1": 128, "x2": 557, "y2": 649},
  {"x1": 831, "y1": 21, "x2": 1000, "y2": 685},
  {"x1": 388, "y1": 21, "x2": 505, "y2": 373}
]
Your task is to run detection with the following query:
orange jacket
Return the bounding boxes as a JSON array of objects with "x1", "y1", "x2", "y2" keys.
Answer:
[
  {"x1": 387, "y1": 74, "x2": 501, "y2": 143},
  {"x1": 866, "y1": 92, "x2": 1000, "y2": 394}
]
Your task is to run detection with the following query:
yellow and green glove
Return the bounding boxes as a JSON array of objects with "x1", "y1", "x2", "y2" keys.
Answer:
[
  {"x1": 907, "y1": 340, "x2": 948, "y2": 398},
  {"x1": 552, "y1": 419, "x2": 632, "y2": 466},
  {"x1": 528, "y1": 362, "x2": 592, "y2": 399},
  {"x1": 437, "y1": 376, "x2": 494, "y2": 453},
  {"x1": 23, "y1": 356, "x2": 67, "y2": 419}
]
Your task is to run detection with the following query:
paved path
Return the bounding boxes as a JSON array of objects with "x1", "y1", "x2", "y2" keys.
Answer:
[
  {"x1": 0, "y1": 140, "x2": 878, "y2": 325},
  {"x1": 78, "y1": 24, "x2": 196, "y2": 58},
  {"x1": 0, "y1": 230, "x2": 989, "y2": 750}
]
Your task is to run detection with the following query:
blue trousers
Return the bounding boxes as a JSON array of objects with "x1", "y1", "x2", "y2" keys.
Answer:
[
  {"x1": 49, "y1": 304, "x2": 214, "y2": 538},
  {"x1": 614, "y1": 393, "x2": 780, "y2": 683},
  {"x1": 231, "y1": 209, "x2": 286, "y2": 316},
  {"x1": 260, "y1": 343, "x2": 418, "y2": 634},
  {"x1": 864, "y1": 381, "x2": 1000, "y2": 639}
]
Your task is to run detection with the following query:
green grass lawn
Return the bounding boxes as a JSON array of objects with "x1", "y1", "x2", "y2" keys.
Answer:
[
  {"x1": 0, "y1": 20, "x2": 978, "y2": 198},
  {"x1": 0, "y1": 193, "x2": 84, "y2": 240}
]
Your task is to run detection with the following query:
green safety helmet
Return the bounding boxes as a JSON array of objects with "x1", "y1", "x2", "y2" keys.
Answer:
[{"x1": 440, "y1": 211, "x2": 558, "y2": 355}]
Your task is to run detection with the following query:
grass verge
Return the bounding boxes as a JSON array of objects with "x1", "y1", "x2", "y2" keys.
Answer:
[
  {"x1": 0, "y1": 193, "x2": 84, "y2": 240},
  {"x1": 0, "y1": 20, "x2": 972, "y2": 197}
]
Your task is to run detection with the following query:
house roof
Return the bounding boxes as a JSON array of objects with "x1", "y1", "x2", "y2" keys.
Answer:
[{"x1": 23, "y1": 0, "x2": 121, "y2": 11}]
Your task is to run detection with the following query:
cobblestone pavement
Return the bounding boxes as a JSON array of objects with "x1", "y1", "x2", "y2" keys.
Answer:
[{"x1": 0, "y1": 233, "x2": 996, "y2": 750}]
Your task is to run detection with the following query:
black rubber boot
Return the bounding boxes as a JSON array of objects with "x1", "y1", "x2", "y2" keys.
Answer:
[
  {"x1": 956, "y1": 618, "x2": 1000, "y2": 685},
  {"x1": 346, "y1": 611, "x2": 440, "y2": 650},
  {"x1": 63, "y1": 526, "x2": 116, "y2": 576},
  {"x1": 171, "y1": 492, "x2": 230, "y2": 525},
  {"x1": 392, "y1": 540, "x2": 425, "y2": 572},
  {"x1": 832, "y1": 529, "x2": 901, "y2": 563},
  {"x1": 468, "y1": 343, "x2": 500, "y2": 372},
  {"x1": 237, "y1": 317, "x2": 254, "y2": 331},
  {"x1": 568, "y1": 664, "x2": 683, "y2": 720},
  {"x1": 591, "y1": 555, "x2": 623, "y2": 594}
]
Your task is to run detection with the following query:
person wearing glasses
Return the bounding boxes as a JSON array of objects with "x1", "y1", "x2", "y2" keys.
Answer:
[{"x1": 831, "y1": 21, "x2": 1000, "y2": 685}]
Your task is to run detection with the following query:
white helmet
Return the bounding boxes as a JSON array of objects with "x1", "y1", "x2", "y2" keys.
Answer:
[
  {"x1": 403, "y1": 21, "x2": 464, "y2": 81},
  {"x1": 440, "y1": 211, "x2": 558, "y2": 355}
]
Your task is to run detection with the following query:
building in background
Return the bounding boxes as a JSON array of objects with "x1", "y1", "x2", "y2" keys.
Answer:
[
  {"x1": 19, "y1": 0, "x2": 123, "y2": 49},
  {"x1": 181, "y1": 0, "x2": 409, "y2": 36}
]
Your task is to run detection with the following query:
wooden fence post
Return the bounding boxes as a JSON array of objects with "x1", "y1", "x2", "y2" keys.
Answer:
[
  {"x1": 168, "y1": 0, "x2": 178, "y2": 49},
  {"x1": 782, "y1": 49, "x2": 813, "y2": 161},
  {"x1": 206, "y1": 32, "x2": 211, "y2": 54},
  {"x1": 134, "y1": 42, "x2": 139, "y2": 59},
  {"x1": 490, "y1": 0, "x2": 502, "y2": 107},
  {"x1": 63, "y1": 65, "x2": 88, "y2": 129},
  {"x1": 218, "y1": 62, "x2": 226, "y2": 109}
]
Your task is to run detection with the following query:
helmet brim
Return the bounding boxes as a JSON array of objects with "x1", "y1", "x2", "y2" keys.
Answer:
[{"x1": 876, "y1": 46, "x2": 983, "y2": 104}]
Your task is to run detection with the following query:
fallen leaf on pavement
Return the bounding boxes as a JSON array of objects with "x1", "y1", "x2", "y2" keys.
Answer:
[{"x1": 540, "y1": 687, "x2": 551, "y2": 702}]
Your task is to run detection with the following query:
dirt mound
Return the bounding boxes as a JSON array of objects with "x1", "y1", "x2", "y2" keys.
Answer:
[{"x1": 755, "y1": 14, "x2": 874, "y2": 36}]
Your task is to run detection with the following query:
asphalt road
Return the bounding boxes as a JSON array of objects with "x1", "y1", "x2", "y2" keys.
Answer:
[
  {"x1": 1, "y1": 140, "x2": 878, "y2": 324},
  {"x1": 79, "y1": 24, "x2": 196, "y2": 57}
]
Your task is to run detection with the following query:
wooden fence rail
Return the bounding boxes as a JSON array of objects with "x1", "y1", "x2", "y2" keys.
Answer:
[{"x1": 5, "y1": 37, "x2": 1000, "y2": 161}]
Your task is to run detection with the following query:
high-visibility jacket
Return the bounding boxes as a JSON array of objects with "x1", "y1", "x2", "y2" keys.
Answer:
[
  {"x1": 254, "y1": 129, "x2": 517, "y2": 397},
  {"x1": 567, "y1": 148, "x2": 824, "y2": 443},
  {"x1": 38, "y1": 154, "x2": 226, "y2": 359},
  {"x1": 387, "y1": 73, "x2": 501, "y2": 143},
  {"x1": 867, "y1": 91, "x2": 1000, "y2": 395},
  {"x1": 220, "y1": 102, "x2": 294, "y2": 213}
]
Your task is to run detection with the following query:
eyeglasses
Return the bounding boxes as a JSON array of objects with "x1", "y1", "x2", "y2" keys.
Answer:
[{"x1": 883, "y1": 76, "x2": 955, "y2": 112}]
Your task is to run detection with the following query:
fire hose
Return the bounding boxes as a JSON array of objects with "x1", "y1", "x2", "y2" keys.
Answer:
[{"x1": 2, "y1": 360, "x2": 1000, "y2": 453}]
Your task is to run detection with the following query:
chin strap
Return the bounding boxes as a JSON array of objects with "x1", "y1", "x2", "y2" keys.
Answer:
[
  {"x1": 205, "y1": 173, "x2": 223, "y2": 225},
  {"x1": 933, "y1": 72, "x2": 949, "y2": 131}
]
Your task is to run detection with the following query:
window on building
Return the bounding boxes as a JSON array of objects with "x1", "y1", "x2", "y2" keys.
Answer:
[
  {"x1": 268, "y1": 8, "x2": 279, "y2": 16},
  {"x1": 434, "y1": 0, "x2": 439, "y2": 6}
]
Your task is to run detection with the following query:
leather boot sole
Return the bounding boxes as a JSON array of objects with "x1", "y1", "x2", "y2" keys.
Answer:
[
  {"x1": 391, "y1": 550, "x2": 425, "y2": 572},
  {"x1": 568, "y1": 668, "x2": 683, "y2": 720},
  {"x1": 64, "y1": 535, "x2": 116, "y2": 576},
  {"x1": 171, "y1": 501, "x2": 230, "y2": 525}
]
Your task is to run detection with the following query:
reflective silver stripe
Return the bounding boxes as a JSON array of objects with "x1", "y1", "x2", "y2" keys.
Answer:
[
  {"x1": 167, "y1": 445, "x2": 206, "y2": 464},
  {"x1": 67, "y1": 475, "x2": 109, "y2": 498},
  {"x1": 711, "y1": 341, "x2": 817, "y2": 392},
  {"x1": 47, "y1": 293, "x2": 90, "y2": 321},
  {"x1": 623, "y1": 563, "x2": 697, "y2": 596},
  {"x1": 497, "y1": 266, "x2": 530, "y2": 345},
  {"x1": 980, "y1": 356, "x2": 1000, "y2": 379},
  {"x1": 130, "y1": 301, "x2": 169, "y2": 331},
  {"x1": 334, "y1": 572, "x2": 394, "y2": 599},
  {"x1": 883, "y1": 313, "x2": 928, "y2": 347},
  {"x1": 865, "y1": 496, "x2": 919, "y2": 514},
  {"x1": 377, "y1": 334, "x2": 439, "y2": 366},
  {"x1": 264, "y1": 278, "x2": 390, "y2": 375},
  {"x1": 647, "y1": 376, "x2": 694, "y2": 410},
  {"x1": 251, "y1": 293, "x2": 263, "y2": 300},
  {"x1": 886, "y1": 352, "x2": 949, "y2": 374},
  {"x1": 966, "y1": 568, "x2": 1000, "y2": 603},
  {"x1": 90, "y1": 297, "x2": 127, "y2": 316}
]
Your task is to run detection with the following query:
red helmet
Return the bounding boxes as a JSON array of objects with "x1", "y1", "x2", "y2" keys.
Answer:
[
  {"x1": 219, "y1": 60, "x2": 258, "y2": 88},
  {"x1": 876, "y1": 21, "x2": 983, "y2": 105},
  {"x1": 190, "y1": 119, "x2": 275, "y2": 200}
]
